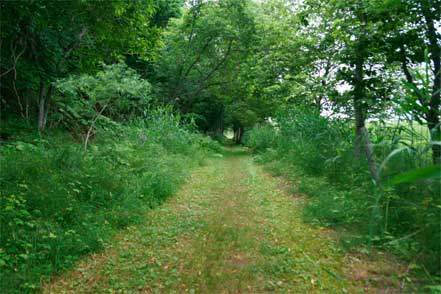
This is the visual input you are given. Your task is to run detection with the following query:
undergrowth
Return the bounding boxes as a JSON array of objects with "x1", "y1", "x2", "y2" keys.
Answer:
[
  {"x1": 0, "y1": 112, "x2": 221, "y2": 293},
  {"x1": 244, "y1": 106, "x2": 441, "y2": 290}
]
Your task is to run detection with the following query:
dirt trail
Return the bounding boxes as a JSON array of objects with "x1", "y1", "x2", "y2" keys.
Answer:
[{"x1": 45, "y1": 149, "x2": 401, "y2": 293}]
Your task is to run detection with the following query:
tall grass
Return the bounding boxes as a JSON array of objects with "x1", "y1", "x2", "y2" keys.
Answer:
[
  {"x1": 0, "y1": 111, "x2": 221, "y2": 293},
  {"x1": 245, "y1": 106, "x2": 441, "y2": 281}
]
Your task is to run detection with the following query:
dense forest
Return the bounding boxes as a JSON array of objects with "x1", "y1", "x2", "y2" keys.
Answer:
[{"x1": 1, "y1": 0, "x2": 440, "y2": 293}]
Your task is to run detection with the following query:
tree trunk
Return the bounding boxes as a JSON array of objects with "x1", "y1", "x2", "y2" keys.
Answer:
[
  {"x1": 233, "y1": 126, "x2": 238, "y2": 143},
  {"x1": 427, "y1": 106, "x2": 441, "y2": 165},
  {"x1": 38, "y1": 81, "x2": 47, "y2": 131},
  {"x1": 214, "y1": 106, "x2": 224, "y2": 137},
  {"x1": 238, "y1": 127, "x2": 243, "y2": 144},
  {"x1": 84, "y1": 104, "x2": 109, "y2": 151},
  {"x1": 38, "y1": 25, "x2": 87, "y2": 131},
  {"x1": 353, "y1": 20, "x2": 379, "y2": 183},
  {"x1": 38, "y1": 80, "x2": 53, "y2": 131},
  {"x1": 25, "y1": 91, "x2": 30, "y2": 124},
  {"x1": 422, "y1": 1, "x2": 441, "y2": 164},
  {"x1": 233, "y1": 125, "x2": 243, "y2": 144}
]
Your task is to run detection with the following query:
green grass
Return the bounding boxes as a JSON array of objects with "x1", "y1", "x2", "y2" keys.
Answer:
[
  {"x1": 368, "y1": 120, "x2": 430, "y2": 142},
  {"x1": 45, "y1": 150, "x2": 404, "y2": 293},
  {"x1": 244, "y1": 108, "x2": 441, "y2": 290},
  {"x1": 0, "y1": 115, "x2": 221, "y2": 293}
]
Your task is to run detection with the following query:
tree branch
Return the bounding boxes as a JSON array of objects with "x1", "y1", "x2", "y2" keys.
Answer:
[{"x1": 399, "y1": 44, "x2": 426, "y2": 107}]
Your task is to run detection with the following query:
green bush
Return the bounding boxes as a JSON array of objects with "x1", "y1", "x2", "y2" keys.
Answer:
[
  {"x1": 0, "y1": 112, "x2": 215, "y2": 293},
  {"x1": 54, "y1": 62, "x2": 152, "y2": 134},
  {"x1": 243, "y1": 124, "x2": 278, "y2": 153},
  {"x1": 246, "y1": 105, "x2": 441, "y2": 277}
]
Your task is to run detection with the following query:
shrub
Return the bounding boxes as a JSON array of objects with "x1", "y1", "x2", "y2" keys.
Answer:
[
  {"x1": 243, "y1": 124, "x2": 278, "y2": 152},
  {"x1": 53, "y1": 62, "x2": 152, "y2": 135},
  {"x1": 246, "y1": 105, "x2": 441, "y2": 276},
  {"x1": 0, "y1": 111, "x2": 215, "y2": 293}
]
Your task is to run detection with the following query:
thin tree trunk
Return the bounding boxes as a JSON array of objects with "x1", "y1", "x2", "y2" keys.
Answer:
[
  {"x1": 237, "y1": 127, "x2": 243, "y2": 144},
  {"x1": 233, "y1": 126, "x2": 238, "y2": 143},
  {"x1": 422, "y1": 1, "x2": 441, "y2": 164},
  {"x1": 12, "y1": 80, "x2": 25, "y2": 119},
  {"x1": 84, "y1": 103, "x2": 109, "y2": 151},
  {"x1": 353, "y1": 13, "x2": 379, "y2": 183},
  {"x1": 25, "y1": 92, "x2": 30, "y2": 124},
  {"x1": 354, "y1": 92, "x2": 379, "y2": 183},
  {"x1": 38, "y1": 81, "x2": 53, "y2": 131},
  {"x1": 38, "y1": 25, "x2": 87, "y2": 131},
  {"x1": 38, "y1": 80, "x2": 47, "y2": 131},
  {"x1": 233, "y1": 125, "x2": 243, "y2": 144},
  {"x1": 214, "y1": 106, "x2": 224, "y2": 136},
  {"x1": 44, "y1": 85, "x2": 53, "y2": 128}
]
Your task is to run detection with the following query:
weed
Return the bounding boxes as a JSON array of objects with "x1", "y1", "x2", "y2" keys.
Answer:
[{"x1": 0, "y1": 111, "x2": 220, "y2": 293}]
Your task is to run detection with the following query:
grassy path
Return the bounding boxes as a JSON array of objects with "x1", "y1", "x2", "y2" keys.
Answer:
[{"x1": 45, "y1": 149, "x2": 397, "y2": 293}]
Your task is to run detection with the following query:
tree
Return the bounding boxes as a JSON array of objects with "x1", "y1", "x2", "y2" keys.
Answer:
[
  {"x1": 55, "y1": 63, "x2": 152, "y2": 147},
  {"x1": 378, "y1": 0, "x2": 441, "y2": 164},
  {"x1": 0, "y1": 0, "x2": 181, "y2": 130},
  {"x1": 301, "y1": 0, "x2": 392, "y2": 181},
  {"x1": 155, "y1": 0, "x2": 257, "y2": 135}
]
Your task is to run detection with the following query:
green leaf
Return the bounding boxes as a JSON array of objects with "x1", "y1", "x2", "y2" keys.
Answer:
[
  {"x1": 19, "y1": 254, "x2": 29, "y2": 260},
  {"x1": 388, "y1": 165, "x2": 441, "y2": 186},
  {"x1": 426, "y1": 285, "x2": 441, "y2": 294}
]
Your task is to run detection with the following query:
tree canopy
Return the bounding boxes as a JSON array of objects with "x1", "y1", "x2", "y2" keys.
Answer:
[{"x1": 2, "y1": 0, "x2": 439, "y2": 156}]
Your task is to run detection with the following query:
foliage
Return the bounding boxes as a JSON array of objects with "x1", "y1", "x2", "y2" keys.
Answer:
[
  {"x1": 1, "y1": 0, "x2": 440, "y2": 291},
  {"x1": 243, "y1": 124, "x2": 278, "y2": 153},
  {"x1": 245, "y1": 107, "x2": 441, "y2": 281},
  {"x1": 0, "y1": 111, "x2": 218, "y2": 293},
  {"x1": 54, "y1": 63, "x2": 152, "y2": 133},
  {"x1": 155, "y1": 0, "x2": 263, "y2": 136},
  {"x1": 44, "y1": 153, "x2": 397, "y2": 293},
  {"x1": 0, "y1": 0, "x2": 182, "y2": 128}
]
